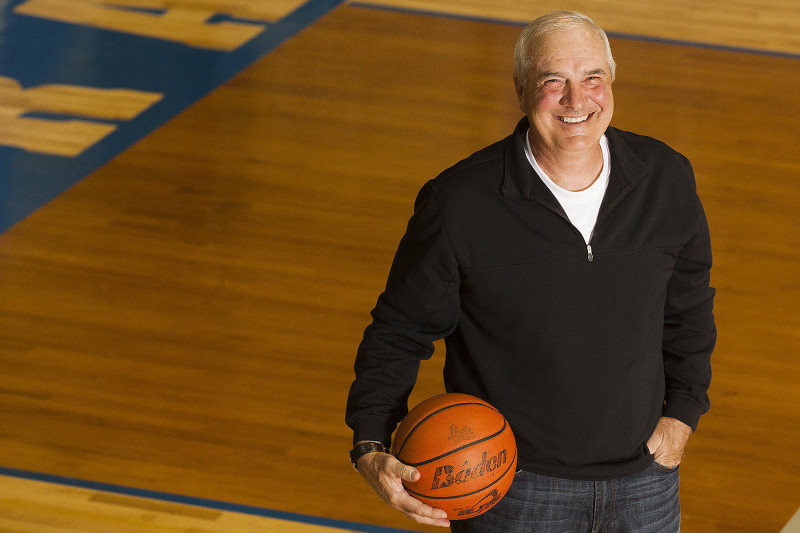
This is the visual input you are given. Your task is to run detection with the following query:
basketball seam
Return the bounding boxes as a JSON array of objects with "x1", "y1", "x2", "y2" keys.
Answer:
[
  {"x1": 403, "y1": 448, "x2": 517, "y2": 500},
  {"x1": 394, "y1": 402, "x2": 499, "y2": 458},
  {"x1": 399, "y1": 420, "x2": 510, "y2": 467}
]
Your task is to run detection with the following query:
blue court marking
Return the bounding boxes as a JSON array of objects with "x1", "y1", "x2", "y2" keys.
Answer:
[
  {"x1": 349, "y1": 1, "x2": 800, "y2": 61},
  {"x1": 3, "y1": 1, "x2": 796, "y2": 235},
  {"x1": 0, "y1": 465, "x2": 417, "y2": 533},
  {"x1": 0, "y1": 0, "x2": 345, "y2": 234}
]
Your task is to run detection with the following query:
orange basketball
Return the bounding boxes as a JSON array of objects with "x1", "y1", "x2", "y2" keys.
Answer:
[{"x1": 392, "y1": 393, "x2": 517, "y2": 520}]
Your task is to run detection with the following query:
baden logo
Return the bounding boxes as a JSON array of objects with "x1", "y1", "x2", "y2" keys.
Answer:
[
  {"x1": 430, "y1": 449, "x2": 508, "y2": 490},
  {"x1": 447, "y1": 424, "x2": 475, "y2": 445},
  {"x1": 455, "y1": 488, "x2": 502, "y2": 517}
]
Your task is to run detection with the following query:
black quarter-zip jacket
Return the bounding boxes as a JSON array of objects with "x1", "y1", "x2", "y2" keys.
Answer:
[{"x1": 346, "y1": 117, "x2": 717, "y2": 480}]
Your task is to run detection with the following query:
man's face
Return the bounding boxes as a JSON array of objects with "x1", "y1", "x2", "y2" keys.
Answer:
[{"x1": 515, "y1": 26, "x2": 614, "y2": 158}]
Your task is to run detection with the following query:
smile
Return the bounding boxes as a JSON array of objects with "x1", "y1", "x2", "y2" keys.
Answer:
[{"x1": 558, "y1": 113, "x2": 592, "y2": 124}]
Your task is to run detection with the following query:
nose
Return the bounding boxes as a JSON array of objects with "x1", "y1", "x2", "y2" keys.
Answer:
[{"x1": 560, "y1": 81, "x2": 586, "y2": 109}]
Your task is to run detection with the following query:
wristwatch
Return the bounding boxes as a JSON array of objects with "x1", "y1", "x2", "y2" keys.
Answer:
[{"x1": 349, "y1": 441, "x2": 387, "y2": 470}]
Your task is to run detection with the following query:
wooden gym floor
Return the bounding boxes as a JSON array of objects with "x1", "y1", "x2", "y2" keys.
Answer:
[{"x1": 1, "y1": 1, "x2": 799, "y2": 531}]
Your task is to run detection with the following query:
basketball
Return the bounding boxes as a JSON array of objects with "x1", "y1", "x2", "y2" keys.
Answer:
[{"x1": 392, "y1": 393, "x2": 517, "y2": 520}]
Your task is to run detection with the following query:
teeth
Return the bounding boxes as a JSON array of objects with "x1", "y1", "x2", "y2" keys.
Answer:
[{"x1": 560, "y1": 115, "x2": 590, "y2": 124}]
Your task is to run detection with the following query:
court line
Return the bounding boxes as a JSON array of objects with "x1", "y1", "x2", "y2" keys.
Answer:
[
  {"x1": 0, "y1": 0, "x2": 346, "y2": 234},
  {"x1": 782, "y1": 506, "x2": 800, "y2": 533},
  {"x1": 0, "y1": 466, "x2": 417, "y2": 533},
  {"x1": 348, "y1": 1, "x2": 800, "y2": 61}
]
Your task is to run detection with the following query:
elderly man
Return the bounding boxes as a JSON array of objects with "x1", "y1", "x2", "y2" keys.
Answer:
[{"x1": 346, "y1": 10, "x2": 716, "y2": 532}]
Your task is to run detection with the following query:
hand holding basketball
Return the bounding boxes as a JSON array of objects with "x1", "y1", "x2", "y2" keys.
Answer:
[
  {"x1": 392, "y1": 393, "x2": 516, "y2": 520},
  {"x1": 356, "y1": 451, "x2": 451, "y2": 527}
]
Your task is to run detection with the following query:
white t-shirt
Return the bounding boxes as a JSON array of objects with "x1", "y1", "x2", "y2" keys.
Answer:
[{"x1": 523, "y1": 131, "x2": 611, "y2": 244}]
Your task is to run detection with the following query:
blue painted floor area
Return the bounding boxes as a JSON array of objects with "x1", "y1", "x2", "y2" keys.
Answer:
[
  {"x1": 0, "y1": 465, "x2": 418, "y2": 533},
  {"x1": 0, "y1": 5, "x2": 418, "y2": 529},
  {"x1": 0, "y1": 0, "x2": 343, "y2": 233}
]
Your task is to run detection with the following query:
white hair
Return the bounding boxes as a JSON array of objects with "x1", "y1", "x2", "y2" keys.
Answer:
[{"x1": 514, "y1": 11, "x2": 616, "y2": 84}]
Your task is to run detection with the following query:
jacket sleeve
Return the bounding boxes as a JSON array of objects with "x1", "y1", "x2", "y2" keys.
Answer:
[
  {"x1": 661, "y1": 168, "x2": 717, "y2": 431},
  {"x1": 345, "y1": 180, "x2": 461, "y2": 446}
]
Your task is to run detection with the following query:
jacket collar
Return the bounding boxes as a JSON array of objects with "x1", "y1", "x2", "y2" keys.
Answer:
[{"x1": 500, "y1": 117, "x2": 649, "y2": 208}]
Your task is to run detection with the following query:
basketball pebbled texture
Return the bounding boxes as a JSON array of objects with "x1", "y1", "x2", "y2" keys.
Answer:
[{"x1": 392, "y1": 393, "x2": 517, "y2": 520}]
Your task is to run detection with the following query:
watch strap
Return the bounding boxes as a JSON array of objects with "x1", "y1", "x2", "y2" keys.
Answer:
[{"x1": 350, "y1": 441, "x2": 387, "y2": 470}]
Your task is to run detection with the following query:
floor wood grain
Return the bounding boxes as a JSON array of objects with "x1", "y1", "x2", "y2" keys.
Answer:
[{"x1": 1, "y1": 2, "x2": 798, "y2": 532}]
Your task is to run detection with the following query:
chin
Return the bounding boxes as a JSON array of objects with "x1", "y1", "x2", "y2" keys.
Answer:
[{"x1": 558, "y1": 135, "x2": 602, "y2": 152}]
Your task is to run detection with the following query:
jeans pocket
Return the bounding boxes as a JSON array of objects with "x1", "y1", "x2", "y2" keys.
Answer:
[{"x1": 652, "y1": 461, "x2": 679, "y2": 473}]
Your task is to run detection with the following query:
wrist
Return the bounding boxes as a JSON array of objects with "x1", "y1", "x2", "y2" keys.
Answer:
[{"x1": 349, "y1": 441, "x2": 387, "y2": 471}]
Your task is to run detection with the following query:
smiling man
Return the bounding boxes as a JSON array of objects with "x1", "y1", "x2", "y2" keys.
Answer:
[
  {"x1": 346, "y1": 11, "x2": 716, "y2": 532},
  {"x1": 516, "y1": 18, "x2": 615, "y2": 192}
]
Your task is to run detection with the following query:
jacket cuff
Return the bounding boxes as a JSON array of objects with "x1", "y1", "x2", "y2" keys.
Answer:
[
  {"x1": 662, "y1": 395, "x2": 708, "y2": 432},
  {"x1": 351, "y1": 415, "x2": 396, "y2": 448}
]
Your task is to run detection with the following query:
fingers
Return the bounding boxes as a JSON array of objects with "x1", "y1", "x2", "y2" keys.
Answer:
[
  {"x1": 359, "y1": 453, "x2": 450, "y2": 527},
  {"x1": 389, "y1": 490, "x2": 451, "y2": 527},
  {"x1": 645, "y1": 430, "x2": 662, "y2": 456},
  {"x1": 652, "y1": 447, "x2": 682, "y2": 467}
]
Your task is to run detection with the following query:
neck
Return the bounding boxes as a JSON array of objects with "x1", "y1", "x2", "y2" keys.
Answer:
[{"x1": 528, "y1": 134, "x2": 604, "y2": 192}]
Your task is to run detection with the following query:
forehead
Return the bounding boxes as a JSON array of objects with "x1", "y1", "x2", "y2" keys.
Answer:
[{"x1": 532, "y1": 26, "x2": 608, "y2": 73}]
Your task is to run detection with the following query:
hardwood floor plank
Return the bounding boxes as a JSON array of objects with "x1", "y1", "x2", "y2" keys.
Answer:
[{"x1": 0, "y1": 2, "x2": 798, "y2": 532}]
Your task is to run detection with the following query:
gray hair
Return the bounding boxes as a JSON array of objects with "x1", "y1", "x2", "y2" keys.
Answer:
[{"x1": 514, "y1": 11, "x2": 616, "y2": 85}]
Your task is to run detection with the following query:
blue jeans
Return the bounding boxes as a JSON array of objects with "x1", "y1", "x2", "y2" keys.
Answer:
[{"x1": 450, "y1": 462, "x2": 680, "y2": 532}]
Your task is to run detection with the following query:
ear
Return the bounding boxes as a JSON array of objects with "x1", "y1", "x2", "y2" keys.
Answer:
[{"x1": 513, "y1": 74, "x2": 526, "y2": 113}]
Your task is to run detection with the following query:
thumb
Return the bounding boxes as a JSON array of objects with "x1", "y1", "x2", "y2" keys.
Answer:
[
  {"x1": 646, "y1": 425, "x2": 665, "y2": 455},
  {"x1": 646, "y1": 435, "x2": 660, "y2": 455},
  {"x1": 396, "y1": 462, "x2": 420, "y2": 483}
]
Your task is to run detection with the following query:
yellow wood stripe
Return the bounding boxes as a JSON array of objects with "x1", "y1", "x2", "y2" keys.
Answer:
[
  {"x1": 348, "y1": 0, "x2": 800, "y2": 56},
  {"x1": 0, "y1": 475, "x2": 382, "y2": 533}
]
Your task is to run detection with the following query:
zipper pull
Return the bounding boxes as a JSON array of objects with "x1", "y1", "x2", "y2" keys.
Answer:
[{"x1": 587, "y1": 244, "x2": 594, "y2": 262}]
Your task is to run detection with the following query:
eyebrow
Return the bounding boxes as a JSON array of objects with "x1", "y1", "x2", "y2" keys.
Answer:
[
  {"x1": 536, "y1": 71, "x2": 563, "y2": 82},
  {"x1": 536, "y1": 68, "x2": 608, "y2": 82}
]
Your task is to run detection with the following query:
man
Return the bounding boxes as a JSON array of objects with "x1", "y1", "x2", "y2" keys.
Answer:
[{"x1": 346, "y1": 10, "x2": 716, "y2": 532}]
